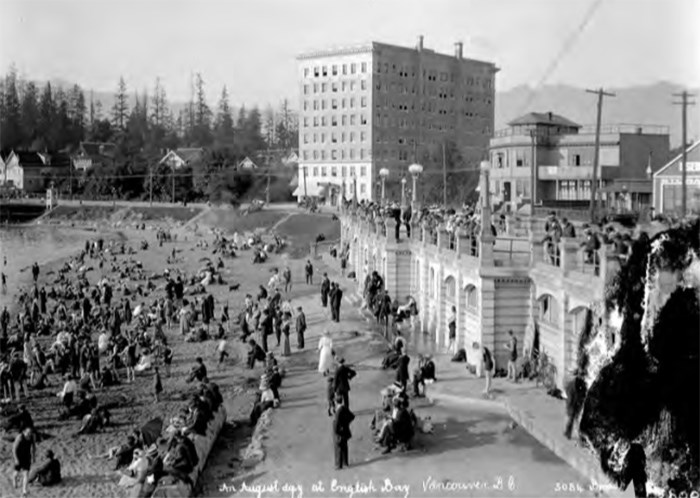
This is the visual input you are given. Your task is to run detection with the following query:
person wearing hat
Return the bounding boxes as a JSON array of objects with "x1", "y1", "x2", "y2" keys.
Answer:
[
  {"x1": 28, "y1": 449, "x2": 61, "y2": 487},
  {"x1": 332, "y1": 394, "x2": 355, "y2": 470},
  {"x1": 332, "y1": 357, "x2": 356, "y2": 409},
  {"x1": 295, "y1": 306, "x2": 307, "y2": 349}
]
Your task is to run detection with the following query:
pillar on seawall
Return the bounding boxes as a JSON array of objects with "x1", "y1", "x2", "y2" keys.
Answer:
[
  {"x1": 559, "y1": 294, "x2": 571, "y2": 391},
  {"x1": 477, "y1": 278, "x2": 496, "y2": 377}
]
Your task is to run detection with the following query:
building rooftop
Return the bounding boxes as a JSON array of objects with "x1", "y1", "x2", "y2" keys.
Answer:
[
  {"x1": 297, "y1": 40, "x2": 497, "y2": 69},
  {"x1": 507, "y1": 112, "x2": 581, "y2": 128}
]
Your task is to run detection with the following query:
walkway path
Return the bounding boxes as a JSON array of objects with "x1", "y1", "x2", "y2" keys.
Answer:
[{"x1": 205, "y1": 259, "x2": 599, "y2": 498}]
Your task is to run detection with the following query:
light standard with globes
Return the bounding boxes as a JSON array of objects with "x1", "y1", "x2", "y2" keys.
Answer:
[
  {"x1": 379, "y1": 168, "x2": 389, "y2": 205},
  {"x1": 408, "y1": 163, "x2": 423, "y2": 210}
]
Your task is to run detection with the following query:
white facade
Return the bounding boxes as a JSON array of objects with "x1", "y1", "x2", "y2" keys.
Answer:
[
  {"x1": 1, "y1": 153, "x2": 23, "y2": 189},
  {"x1": 297, "y1": 46, "x2": 375, "y2": 203}
]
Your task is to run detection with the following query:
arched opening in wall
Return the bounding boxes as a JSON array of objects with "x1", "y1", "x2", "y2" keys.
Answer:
[
  {"x1": 441, "y1": 275, "x2": 457, "y2": 349},
  {"x1": 536, "y1": 293, "x2": 561, "y2": 385},
  {"x1": 461, "y1": 284, "x2": 479, "y2": 360},
  {"x1": 567, "y1": 306, "x2": 590, "y2": 376}
]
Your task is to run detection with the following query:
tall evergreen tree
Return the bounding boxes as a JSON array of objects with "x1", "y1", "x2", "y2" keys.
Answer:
[
  {"x1": 193, "y1": 73, "x2": 212, "y2": 145},
  {"x1": 215, "y1": 85, "x2": 234, "y2": 144},
  {"x1": 19, "y1": 81, "x2": 40, "y2": 147},
  {"x1": 111, "y1": 76, "x2": 129, "y2": 130},
  {"x1": 69, "y1": 84, "x2": 86, "y2": 144},
  {"x1": 1, "y1": 68, "x2": 22, "y2": 149},
  {"x1": 37, "y1": 82, "x2": 56, "y2": 150},
  {"x1": 151, "y1": 77, "x2": 168, "y2": 128},
  {"x1": 263, "y1": 105, "x2": 275, "y2": 149}
]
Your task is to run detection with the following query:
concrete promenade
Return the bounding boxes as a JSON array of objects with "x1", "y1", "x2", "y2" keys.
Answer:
[{"x1": 331, "y1": 254, "x2": 633, "y2": 498}]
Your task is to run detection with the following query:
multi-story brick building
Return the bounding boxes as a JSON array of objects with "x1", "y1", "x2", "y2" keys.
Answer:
[
  {"x1": 489, "y1": 112, "x2": 670, "y2": 212},
  {"x1": 295, "y1": 36, "x2": 498, "y2": 203}
]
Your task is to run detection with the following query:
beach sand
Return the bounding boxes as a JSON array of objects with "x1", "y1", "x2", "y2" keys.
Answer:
[{"x1": 0, "y1": 213, "x2": 331, "y2": 498}]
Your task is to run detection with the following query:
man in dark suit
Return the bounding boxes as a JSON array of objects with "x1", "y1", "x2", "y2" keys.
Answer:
[
  {"x1": 331, "y1": 284, "x2": 343, "y2": 323},
  {"x1": 329, "y1": 283, "x2": 338, "y2": 320},
  {"x1": 332, "y1": 395, "x2": 355, "y2": 470},
  {"x1": 333, "y1": 357, "x2": 356, "y2": 409},
  {"x1": 295, "y1": 306, "x2": 306, "y2": 349},
  {"x1": 395, "y1": 352, "x2": 410, "y2": 392},
  {"x1": 320, "y1": 274, "x2": 330, "y2": 308},
  {"x1": 305, "y1": 260, "x2": 314, "y2": 285}
]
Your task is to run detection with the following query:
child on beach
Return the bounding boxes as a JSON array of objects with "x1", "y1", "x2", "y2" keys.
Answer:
[
  {"x1": 162, "y1": 345, "x2": 173, "y2": 377},
  {"x1": 153, "y1": 368, "x2": 163, "y2": 402},
  {"x1": 216, "y1": 338, "x2": 229, "y2": 370}
]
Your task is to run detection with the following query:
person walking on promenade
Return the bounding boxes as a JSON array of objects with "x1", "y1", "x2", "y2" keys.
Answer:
[
  {"x1": 31, "y1": 262, "x2": 39, "y2": 283},
  {"x1": 281, "y1": 312, "x2": 292, "y2": 357},
  {"x1": 331, "y1": 283, "x2": 343, "y2": 323},
  {"x1": 480, "y1": 344, "x2": 495, "y2": 395},
  {"x1": 320, "y1": 273, "x2": 330, "y2": 308},
  {"x1": 305, "y1": 260, "x2": 314, "y2": 285},
  {"x1": 506, "y1": 330, "x2": 518, "y2": 382},
  {"x1": 318, "y1": 331, "x2": 334, "y2": 376},
  {"x1": 333, "y1": 357, "x2": 356, "y2": 409},
  {"x1": 295, "y1": 306, "x2": 306, "y2": 349},
  {"x1": 332, "y1": 395, "x2": 355, "y2": 470},
  {"x1": 447, "y1": 305, "x2": 457, "y2": 355}
]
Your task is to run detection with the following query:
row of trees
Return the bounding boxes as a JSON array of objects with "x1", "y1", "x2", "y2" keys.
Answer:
[{"x1": 0, "y1": 67, "x2": 299, "y2": 203}]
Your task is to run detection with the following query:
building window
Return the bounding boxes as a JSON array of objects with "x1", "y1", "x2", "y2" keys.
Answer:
[
  {"x1": 341, "y1": 166, "x2": 347, "y2": 177},
  {"x1": 351, "y1": 63, "x2": 356, "y2": 74},
  {"x1": 332, "y1": 99, "x2": 337, "y2": 110},
  {"x1": 360, "y1": 115, "x2": 367, "y2": 125},
  {"x1": 331, "y1": 165, "x2": 337, "y2": 175},
  {"x1": 361, "y1": 97, "x2": 367, "y2": 108},
  {"x1": 350, "y1": 98, "x2": 355, "y2": 108},
  {"x1": 321, "y1": 151, "x2": 326, "y2": 160},
  {"x1": 321, "y1": 117, "x2": 326, "y2": 126},
  {"x1": 361, "y1": 62, "x2": 367, "y2": 73},
  {"x1": 349, "y1": 132, "x2": 355, "y2": 142},
  {"x1": 313, "y1": 100, "x2": 318, "y2": 111},
  {"x1": 466, "y1": 285, "x2": 478, "y2": 312},
  {"x1": 322, "y1": 66, "x2": 327, "y2": 77},
  {"x1": 303, "y1": 85, "x2": 309, "y2": 95},
  {"x1": 342, "y1": 64, "x2": 347, "y2": 75},
  {"x1": 332, "y1": 82, "x2": 338, "y2": 93},
  {"x1": 360, "y1": 131, "x2": 366, "y2": 142},
  {"x1": 361, "y1": 80, "x2": 367, "y2": 90},
  {"x1": 312, "y1": 166, "x2": 318, "y2": 176},
  {"x1": 303, "y1": 134, "x2": 309, "y2": 144},
  {"x1": 313, "y1": 117, "x2": 318, "y2": 127},
  {"x1": 332, "y1": 65, "x2": 337, "y2": 76},
  {"x1": 321, "y1": 133, "x2": 325, "y2": 143},
  {"x1": 516, "y1": 155, "x2": 524, "y2": 167},
  {"x1": 303, "y1": 117, "x2": 309, "y2": 127},
  {"x1": 321, "y1": 166, "x2": 327, "y2": 176},
  {"x1": 313, "y1": 83, "x2": 318, "y2": 93},
  {"x1": 539, "y1": 295, "x2": 557, "y2": 324},
  {"x1": 360, "y1": 166, "x2": 366, "y2": 176},
  {"x1": 350, "y1": 115, "x2": 356, "y2": 125},
  {"x1": 341, "y1": 116, "x2": 347, "y2": 126},
  {"x1": 304, "y1": 68, "x2": 309, "y2": 78},
  {"x1": 360, "y1": 184, "x2": 366, "y2": 194},
  {"x1": 349, "y1": 149, "x2": 355, "y2": 159},
  {"x1": 331, "y1": 133, "x2": 337, "y2": 143},
  {"x1": 332, "y1": 116, "x2": 338, "y2": 126},
  {"x1": 574, "y1": 154, "x2": 581, "y2": 166},
  {"x1": 303, "y1": 151, "x2": 309, "y2": 160},
  {"x1": 360, "y1": 149, "x2": 364, "y2": 159},
  {"x1": 313, "y1": 150, "x2": 318, "y2": 160}
]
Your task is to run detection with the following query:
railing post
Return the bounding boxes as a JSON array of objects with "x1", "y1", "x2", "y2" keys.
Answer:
[
  {"x1": 560, "y1": 239, "x2": 577, "y2": 274},
  {"x1": 454, "y1": 227, "x2": 462, "y2": 255}
]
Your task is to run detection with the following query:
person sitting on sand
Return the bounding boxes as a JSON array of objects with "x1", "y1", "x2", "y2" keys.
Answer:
[
  {"x1": 28, "y1": 449, "x2": 61, "y2": 487},
  {"x1": 246, "y1": 339, "x2": 266, "y2": 369},
  {"x1": 99, "y1": 434, "x2": 139, "y2": 470},
  {"x1": 57, "y1": 374, "x2": 78, "y2": 409},
  {"x1": 163, "y1": 431, "x2": 197, "y2": 486},
  {"x1": 77, "y1": 406, "x2": 110, "y2": 435},
  {"x1": 118, "y1": 448, "x2": 149, "y2": 489},
  {"x1": 186, "y1": 357, "x2": 207, "y2": 383}
]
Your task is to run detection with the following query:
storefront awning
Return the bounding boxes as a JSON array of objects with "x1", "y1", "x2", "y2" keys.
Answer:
[{"x1": 292, "y1": 184, "x2": 323, "y2": 197}]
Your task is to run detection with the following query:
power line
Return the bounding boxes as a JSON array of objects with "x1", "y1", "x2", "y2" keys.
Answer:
[{"x1": 516, "y1": 0, "x2": 605, "y2": 116}]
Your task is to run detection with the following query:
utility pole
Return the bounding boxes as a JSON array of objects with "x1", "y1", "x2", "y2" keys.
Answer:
[
  {"x1": 266, "y1": 167, "x2": 271, "y2": 205},
  {"x1": 171, "y1": 167, "x2": 175, "y2": 204},
  {"x1": 442, "y1": 142, "x2": 447, "y2": 206},
  {"x1": 530, "y1": 130, "x2": 537, "y2": 207},
  {"x1": 303, "y1": 166, "x2": 308, "y2": 199},
  {"x1": 149, "y1": 164, "x2": 153, "y2": 206},
  {"x1": 673, "y1": 90, "x2": 696, "y2": 217},
  {"x1": 586, "y1": 88, "x2": 616, "y2": 223}
]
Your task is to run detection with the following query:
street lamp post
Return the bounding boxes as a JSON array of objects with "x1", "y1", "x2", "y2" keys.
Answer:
[
  {"x1": 400, "y1": 177, "x2": 407, "y2": 208},
  {"x1": 379, "y1": 168, "x2": 389, "y2": 205},
  {"x1": 408, "y1": 163, "x2": 423, "y2": 211}
]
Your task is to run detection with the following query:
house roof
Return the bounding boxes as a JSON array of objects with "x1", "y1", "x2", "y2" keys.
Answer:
[
  {"x1": 174, "y1": 148, "x2": 204, "y2": 163},
  {"x1": 653, "y1": 141, "x2": 700, "y2": 177},
  {"x1": 14, "y1": 152, "x2": 45, "y2": 167},
  {"x1": 253, "y1": 149, "x2": 299, "y2": 168},
  {"x1": 79, "y1": 142, "x2": 117, "y2": 159},
  {"x1": 508, "y1": 112, "x2": 581, "y2": 128},
  {"x1": 238, "y1": 157, "x2": 258, "y2": 169}
]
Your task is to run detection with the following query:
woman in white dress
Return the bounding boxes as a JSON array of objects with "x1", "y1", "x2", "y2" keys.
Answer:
[{"x1": 317, "y1": 331, "x2": 334, "y2": 375}]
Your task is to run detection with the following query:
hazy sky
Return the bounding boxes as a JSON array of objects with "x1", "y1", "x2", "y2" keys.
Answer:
[{"x1": 1, "y1": 0, "x2": 698, "y2": 107}]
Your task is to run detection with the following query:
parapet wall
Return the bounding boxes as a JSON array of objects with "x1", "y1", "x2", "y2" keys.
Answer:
[{"x1": 341, "y1": 213, "x2": 614, "y2": 387}]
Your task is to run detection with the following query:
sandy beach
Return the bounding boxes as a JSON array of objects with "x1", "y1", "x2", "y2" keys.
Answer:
[{"x1": 0, "y1": 207, "x2": 341, "y2": 498}]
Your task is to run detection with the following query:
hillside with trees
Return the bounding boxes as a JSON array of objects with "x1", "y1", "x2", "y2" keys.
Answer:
[{"x1": 0, "y1": 66, "x2": 298, "y2": 203}]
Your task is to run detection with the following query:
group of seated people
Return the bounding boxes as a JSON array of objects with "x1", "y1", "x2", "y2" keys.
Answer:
[
  {"x1": 116, "y1": 379, "x2": 224, "y2": 495},
  {"x1": 370, "y1": 384, "x2": 419, "y2": 454},
  {"x1": 249, "y1": 353, "x2": 283, "y2": 427}
]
